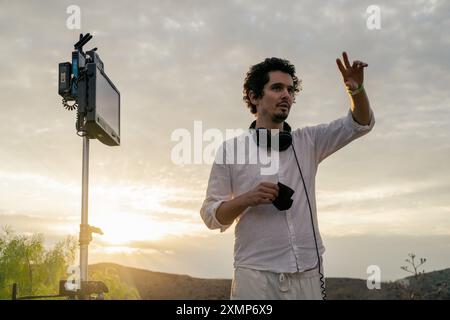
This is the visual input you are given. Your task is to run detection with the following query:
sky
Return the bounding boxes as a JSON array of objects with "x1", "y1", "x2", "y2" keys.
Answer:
[{"x1": 0, "y1": 0, "x2": 449, "y2": 283}]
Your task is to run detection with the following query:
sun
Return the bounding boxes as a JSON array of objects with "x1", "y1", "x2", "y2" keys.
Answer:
[
  {"x1": 90, "y1": 213, "x2": 170, "y2": 245},
  {"x1": 85, "y1": 184, "x2": 202, "y2": 247}
]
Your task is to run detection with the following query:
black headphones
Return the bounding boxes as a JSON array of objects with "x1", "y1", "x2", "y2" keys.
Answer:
[{"x1": 249, "y1": 120, "x2": 293, "y2": 151}]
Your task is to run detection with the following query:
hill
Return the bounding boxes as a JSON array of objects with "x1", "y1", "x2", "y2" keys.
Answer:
[
  {"x1": 89, "y1": 263, "x2": 450, "y2": 300},
  {"x1": 89, "y1": 263, "x2": 231, "y2": 299}
]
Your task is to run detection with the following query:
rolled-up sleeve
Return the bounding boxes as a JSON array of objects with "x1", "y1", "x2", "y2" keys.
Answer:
[
  {"x1": 313, "y1": 108, "x2": 375, "y2": 164},
  {"x1": 200, "y1": 161, "x2": 233, "y2": 232}
]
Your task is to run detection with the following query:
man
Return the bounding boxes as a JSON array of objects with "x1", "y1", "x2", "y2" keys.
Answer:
[{"x1": 200, "y1": 52, "x2": 375, "y2": 300}]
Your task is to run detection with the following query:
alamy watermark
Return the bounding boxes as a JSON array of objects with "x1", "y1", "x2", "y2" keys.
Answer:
[
  {"x1": 366, "y1": 5, "x2": 381, "y2": 30},
  {"x1": 367, "y1": 265, "x2": 381, "y2": 289},
  {"x1": 171, "y1": 121, "x2": 280, "y2": 175},
  {"x1": 66, "y1": 5, "x2": 81, "y2": 30},
  {"x1": 65, "y1": 265, "x2": 81, "y2": 291}
]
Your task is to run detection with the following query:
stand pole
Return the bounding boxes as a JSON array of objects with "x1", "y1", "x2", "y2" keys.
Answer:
[{"x1": 80, "y1": 136, "x2": 89, "y2": 288}]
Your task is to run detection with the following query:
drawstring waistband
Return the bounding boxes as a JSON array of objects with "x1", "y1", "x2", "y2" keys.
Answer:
[{"x1": 278, "y1": 273, "x2": 291, "y2": 292}]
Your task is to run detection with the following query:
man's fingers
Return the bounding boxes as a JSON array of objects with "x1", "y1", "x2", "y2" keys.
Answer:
[
  {"x1": 336, "y1": 58, "x2": 346, "y2": 75},
  {"x1": 354, "y1": 60, "x2": 369, "y2": 69},
  {"x1": 260, "y1": 187, "x2": 278, "y2": 197},
  {"x1": 343, "y1": 51, "x2": 351, "y2": 69},
  {"x1": 260, "y1": 182, "x2": 279, "y2": 190},
  {"x1": 259, "y1": 192, "x2": 276, "y2": 202}
]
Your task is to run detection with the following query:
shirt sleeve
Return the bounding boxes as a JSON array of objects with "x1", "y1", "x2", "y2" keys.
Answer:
[
  {"x1": 200, "y1": 159, "x2": 234, "y2": 233},
  {"x1": 312, "y1": 108, "x2": 375, "y2": 164}
]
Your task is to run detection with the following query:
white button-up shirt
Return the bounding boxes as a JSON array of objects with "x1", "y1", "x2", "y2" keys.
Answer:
[{"x1": 200, "y1": 109, "x2": 375, "y2": 273}]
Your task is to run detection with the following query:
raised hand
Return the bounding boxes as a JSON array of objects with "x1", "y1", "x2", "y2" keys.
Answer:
[{"x1": 336, "y1": 51, "x2": 368, "y2": 91}]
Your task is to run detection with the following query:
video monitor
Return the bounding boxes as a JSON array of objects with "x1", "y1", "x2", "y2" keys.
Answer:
[{"x1": 86, "y1": 63, "x2": 120, "y2": 146}]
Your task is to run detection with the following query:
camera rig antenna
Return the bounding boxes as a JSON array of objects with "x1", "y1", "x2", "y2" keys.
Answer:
[{"x1": 74, "y1": 33, "x2": 93, "y2": 52}]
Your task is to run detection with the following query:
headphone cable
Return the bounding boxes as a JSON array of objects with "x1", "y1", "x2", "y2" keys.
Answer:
[{"x1": 291, "y1": 142, "x2": 327, "y2": 300}]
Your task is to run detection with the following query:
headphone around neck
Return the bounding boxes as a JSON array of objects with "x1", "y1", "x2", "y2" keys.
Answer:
[{"x1": 249, "y1": 120, "x2": 293, "y2": 151}]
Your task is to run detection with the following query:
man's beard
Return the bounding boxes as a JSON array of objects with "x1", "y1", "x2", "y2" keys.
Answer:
[{"x1": 272, "y1": 110, "x2": 289, "y2": 123}]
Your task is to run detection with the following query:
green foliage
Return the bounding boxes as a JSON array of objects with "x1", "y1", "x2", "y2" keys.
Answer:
[
  {"x1": 0, "y1": 225, "x2": 140, "y2": 300},
  {"x1": 89, "y1": 267, "x2": 140, "y2": 300},
  {"x1": 0, "y1": 226, "x2": 76, "y2": 299}
]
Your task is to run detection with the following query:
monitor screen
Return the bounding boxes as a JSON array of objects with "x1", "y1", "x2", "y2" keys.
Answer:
[{"x1": 95, "y1": 67, "x2": 120, "y2": 136}]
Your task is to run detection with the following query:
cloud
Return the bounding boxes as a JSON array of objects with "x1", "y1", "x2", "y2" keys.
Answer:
[{"x1": 0, "y1": 213, "x2": 78, "y2": 242}]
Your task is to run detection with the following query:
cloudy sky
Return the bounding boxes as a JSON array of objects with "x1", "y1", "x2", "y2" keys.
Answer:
[{"x1": 0, "y1": 0, "x2": 449, "y2": 282}]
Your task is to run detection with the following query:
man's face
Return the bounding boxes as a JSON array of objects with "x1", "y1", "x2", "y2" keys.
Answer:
[{"x1": 251, "y1": 70, "x2": 295, "y2": 123}]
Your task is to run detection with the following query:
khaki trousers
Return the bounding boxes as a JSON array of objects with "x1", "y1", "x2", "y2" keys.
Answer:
[{"x1": 230, "y1": 267, "x2": 324, "y2": 300}]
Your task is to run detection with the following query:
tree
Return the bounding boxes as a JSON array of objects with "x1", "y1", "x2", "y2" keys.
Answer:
[
  {"x1": 398, "y1": 252, "x2": 449, "y2": 300},
  {"x1": 0, "y1": 226, "x2": 76, "y2": 299},
  {"x1": 401, "y1": 253, "x2": 426, "y2": 279},
  {"x1": 399, "y1": 253, "x2": 427, "y2": 299},
  {"x1": 0, "y1": 226, "x2": 141, "y2": 300}
]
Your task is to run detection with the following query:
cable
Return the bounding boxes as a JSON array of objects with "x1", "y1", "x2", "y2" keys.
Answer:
[
  {"x1": 291, "y1": 142, "x2": 327, "y2": 300},
  {"x1": 62, "y1": 98, "x2": 77, "y2": 111},
  {"x1": 60, "y1": 68, "x2": 89, "y2": 136}
]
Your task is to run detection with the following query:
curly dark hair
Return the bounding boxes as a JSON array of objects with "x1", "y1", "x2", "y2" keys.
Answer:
[{"x1": 243, "y1": 57, "x2": 302, "y2": 114}]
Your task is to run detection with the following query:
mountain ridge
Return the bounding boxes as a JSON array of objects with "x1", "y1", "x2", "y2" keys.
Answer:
[{"x1": 89, "y1": 262, "x2": 450, "y2": 299}]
